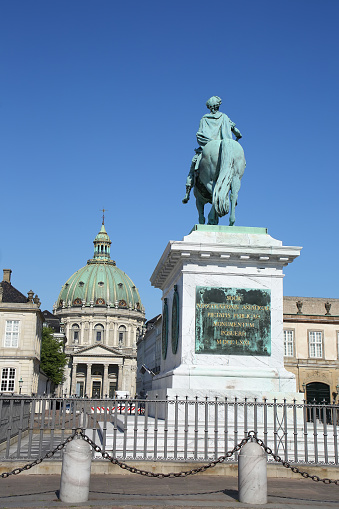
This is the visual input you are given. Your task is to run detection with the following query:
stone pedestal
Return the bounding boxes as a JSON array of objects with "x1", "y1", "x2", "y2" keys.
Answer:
[{"x1": 149, "y1": 225, "x2": 302, "y2": 401}]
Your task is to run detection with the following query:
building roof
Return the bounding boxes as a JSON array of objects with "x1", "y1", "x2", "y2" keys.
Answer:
[
  {"x1": 283, "y1": 296, "x2": 339, "y2": 316},
  {"x1": 43, "y1": 310, "x2": 55, "y2": 320},
  {"x1": 42, "y1": 310, "x2": 61, "y2": 332},
  {"x1": 0, "y1": 280, "x2": 27, "y2": 303},
  {"x1": 56, "y1": 222, "x2": 144, "y2": 312},
  {"x1": 145, "y1": 314, "x2": 162, "y2": 330}
]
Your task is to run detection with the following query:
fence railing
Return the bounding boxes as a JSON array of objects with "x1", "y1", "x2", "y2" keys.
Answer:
[
  {"x1": 0, "y1": 398, "x2": 31, "y2": 451},
  {"x1": 0, "y1": 395, "x2": 338, "y2": 465}
]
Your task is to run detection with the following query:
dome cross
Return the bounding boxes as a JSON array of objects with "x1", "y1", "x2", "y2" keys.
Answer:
[{"x1": 100, "y1": 208, "x2": 107, "y2": 225}]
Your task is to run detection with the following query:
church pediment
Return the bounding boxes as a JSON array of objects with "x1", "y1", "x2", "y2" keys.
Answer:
[{"x1": 72, "y1": 344, "x2": 124, "y2": 357}]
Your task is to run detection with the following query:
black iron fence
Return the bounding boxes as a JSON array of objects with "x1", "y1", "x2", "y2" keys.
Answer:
[
  {"x1": 0, "y1": 398, "x2": 31, "y2": 449},
  {"x1": 0, "y1": 395, "x2": 338, "y2": 465}
]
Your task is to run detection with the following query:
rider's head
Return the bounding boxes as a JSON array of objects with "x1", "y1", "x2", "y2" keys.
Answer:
[{"x1": 206, "y1": 96, "x2": 222, "y2": 113}]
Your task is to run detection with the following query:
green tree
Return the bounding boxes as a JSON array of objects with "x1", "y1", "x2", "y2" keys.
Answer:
[{"x1": 40, "y1": 327, "x2": 67, "y2": 385}]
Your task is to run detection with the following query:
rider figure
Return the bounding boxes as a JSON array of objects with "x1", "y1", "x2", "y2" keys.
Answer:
[{"x1": 183, "y1": 96, "x2": 242, "y2": 203}]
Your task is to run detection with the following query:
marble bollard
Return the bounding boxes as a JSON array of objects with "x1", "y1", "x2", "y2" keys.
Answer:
[
  {"x1": 238, "y1": 441, "x2": 267, "y2": 505},
  {"x1": 59, "y1": 438, "x2": 92, "y2": 503}
]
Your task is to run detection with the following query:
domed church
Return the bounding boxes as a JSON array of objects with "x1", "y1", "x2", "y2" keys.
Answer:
[{"x1": 54, "y1": 221, "x2": 145, "y2": 398}]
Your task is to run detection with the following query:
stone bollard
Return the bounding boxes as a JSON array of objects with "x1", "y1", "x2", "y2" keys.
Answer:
[
  {"x1": 238, "y1": 440, "x2": 267, "y2": 505},
  {"x1": 59, "y1": 437, "x2": 92, "y2": 503}
]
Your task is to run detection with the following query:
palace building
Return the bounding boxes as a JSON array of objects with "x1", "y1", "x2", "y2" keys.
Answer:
[
  {"x1": 0, "y1": 269, "x2": 43, "y2": 395},
  {"x1": 283, "y1": 297, "x2": 339, "y2": 404},
  {"x1": 54, "y1": 221, "x2": 145, "y2": 398}
]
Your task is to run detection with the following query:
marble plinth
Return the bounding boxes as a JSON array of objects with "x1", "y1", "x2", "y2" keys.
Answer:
[{"x1": 150, "y1": 226, "x2": 301, "y2": 400}]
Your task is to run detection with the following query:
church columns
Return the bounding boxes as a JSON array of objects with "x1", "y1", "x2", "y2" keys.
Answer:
[
  {"x1": 80, "y1": 317, "x2": 85, "y2": 345},
  {"x1": 130, "y1": 364, "x2": 137, "y2": 397},
  {"x1": 128, "y1": 325, "x2": 133, "y2": 348},
  {"x1": 64, "y1": 319, "x2": 70, "y2": 346},
  {"x1": 112, "y1": 322, "x2": 117, "y2": 347},
  {"x1": 103, "y1": 363, "x2": 109, "y2": 397},
  {"x1": 63, "y1": 365, "x2": 71, "y2": 396},
  {"x1": 128, "y1": 325, "x2": 136, "y2": 349},
  {"x1": 118, "y1": 364, "x2": 123, "y2": 390},
  {"x1": 89, "y1": 320, "x2": 93, "y2": 344},
  {"x1": 107, "y1": 322, "x2": 112, "y2": 347},
  {"x1": 71, "y1": 360, "x2": 124, "y2": 397},
  {"x1": 122, "y1": 365, "x2": 129, "y2": 392},
  {"x1": 105, "y1": 318, "x2": 109, "y2": 346},
  {"x1": 86, "y1": 362, "x2": 92, "y2": 397},
  {"x1": 71, "y1": 362, "x2": 78, "y2": 395}
]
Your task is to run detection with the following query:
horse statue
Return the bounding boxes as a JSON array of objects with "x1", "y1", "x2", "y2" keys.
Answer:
[{"x1": 182, "y1": 96, "x2": 246, "y2": 226}]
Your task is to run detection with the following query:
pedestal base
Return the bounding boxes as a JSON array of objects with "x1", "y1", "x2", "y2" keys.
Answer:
[{"x1": 151, "y1": 363, "x2": 298, "y2": 395}]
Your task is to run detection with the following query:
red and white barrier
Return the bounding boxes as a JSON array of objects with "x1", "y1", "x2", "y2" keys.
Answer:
[{"x1": 90, "y1": 405, "x2": 144, "y2": 414}]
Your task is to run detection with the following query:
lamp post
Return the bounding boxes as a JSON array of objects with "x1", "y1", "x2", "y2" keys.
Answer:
[
  {"x1": 302, "y1": 382, "x2": 306, "y2": 399},
  {"x1": 335, "y1": 385, "x2": 339, "y2": 404},
  {"x1": 19, "y1": 377, "x2": 23, "y2": 395}
]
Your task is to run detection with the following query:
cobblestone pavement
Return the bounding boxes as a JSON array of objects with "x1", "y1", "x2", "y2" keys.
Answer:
[{"x1": 0, "y1": 474, "x2": 339, "y2": 508}]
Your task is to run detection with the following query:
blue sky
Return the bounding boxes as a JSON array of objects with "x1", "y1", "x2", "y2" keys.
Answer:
[{"x1": 1, "y1": 0, "x2": 338, "y2": 320}]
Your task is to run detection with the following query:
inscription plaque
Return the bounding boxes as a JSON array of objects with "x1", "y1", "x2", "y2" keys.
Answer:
[{"x1": 195, "y1": 287, "x2": 271, "y2": 356}]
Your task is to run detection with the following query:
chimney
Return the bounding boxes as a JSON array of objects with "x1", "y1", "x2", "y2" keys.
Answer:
[{"x1": 3, "y1": 269, "x2": 12, "y2": 283}]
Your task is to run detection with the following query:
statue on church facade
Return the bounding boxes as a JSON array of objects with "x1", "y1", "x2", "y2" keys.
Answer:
[{"x1": 182, "y1": 96, "x2": 246, "y2": 226}]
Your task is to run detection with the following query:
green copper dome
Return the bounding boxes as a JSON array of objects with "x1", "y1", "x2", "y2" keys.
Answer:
[{"x1": 57, "y1": 223, "x2": 143, "y2": 311}]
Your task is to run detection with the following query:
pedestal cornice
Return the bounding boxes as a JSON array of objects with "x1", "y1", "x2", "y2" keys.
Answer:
[{"x1": 151, "y1": 226, "x2": 302, "y2": 291}]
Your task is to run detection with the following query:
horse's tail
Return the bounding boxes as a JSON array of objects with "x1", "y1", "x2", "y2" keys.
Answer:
[{"x1": 212, "y1": 139, "x2": 234, "y2": 217}]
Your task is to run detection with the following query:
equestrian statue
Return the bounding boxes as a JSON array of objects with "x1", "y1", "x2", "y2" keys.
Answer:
[{"x1": 182, "y1": 96, "x2": 246, "y2": 226}]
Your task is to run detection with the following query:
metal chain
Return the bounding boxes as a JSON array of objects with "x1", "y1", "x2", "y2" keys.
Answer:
[
  {"x1": 80, "y1": 430, "x2": 250, "y2": 478},
  {"x1": 249, "y1": 431, "x2": 339, "y2": 486},
  {"x1": 1, "y1": 429, "x2": 339, "y2": 485},
  {"x1": 0, "y1": 430, "x2": 80, "y2": 478}
]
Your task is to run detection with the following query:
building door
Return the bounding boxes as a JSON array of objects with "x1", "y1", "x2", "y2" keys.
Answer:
[
  {"x1": 306, "y1": 382, "x2": 330, "y2": 404},
  {"x1": 76, "y1": 382, "x2": 84, "y2": 397},
  {"x1": 306, "y1": 382, "x2": 331, "y2": 422},
  {"x1": 92, "y1": 381, "x2": 101, "y2": 398},
  {"x1": 109, "y1": 382, "x2": 117, "y2": 398}
]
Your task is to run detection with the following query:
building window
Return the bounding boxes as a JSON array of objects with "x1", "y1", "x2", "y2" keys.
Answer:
[
  {"x1": 72, "y1": 324, "x2": 80, "y2": 343},
  {"x1": 1, "y1": 368, "x2": 15, "y2": 392},
  {"x1": 284, "y1": 330, "x2": 294, "y2": 357},
  {"x1": 94, "y1": 323, "x2": 104, "y2": 342},
  {"x1": 309, "y1": 331, "x2": 323, "y2": 358},
  {"x1": 118, "y1": 325, "x2": 126, "y2": 346},
  {"x1": 5, "y1": 321, "x2": 19, "y2": 347}
]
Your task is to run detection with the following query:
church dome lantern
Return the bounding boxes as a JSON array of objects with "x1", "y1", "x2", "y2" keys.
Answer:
[{"x1": 93, "y1": 223, "x2": 112, "y2": 261}]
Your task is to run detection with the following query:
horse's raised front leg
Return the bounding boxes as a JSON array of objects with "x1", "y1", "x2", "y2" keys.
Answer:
[{"x1": 229, "y1": 176, "x2": 241, "y2": 226}]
